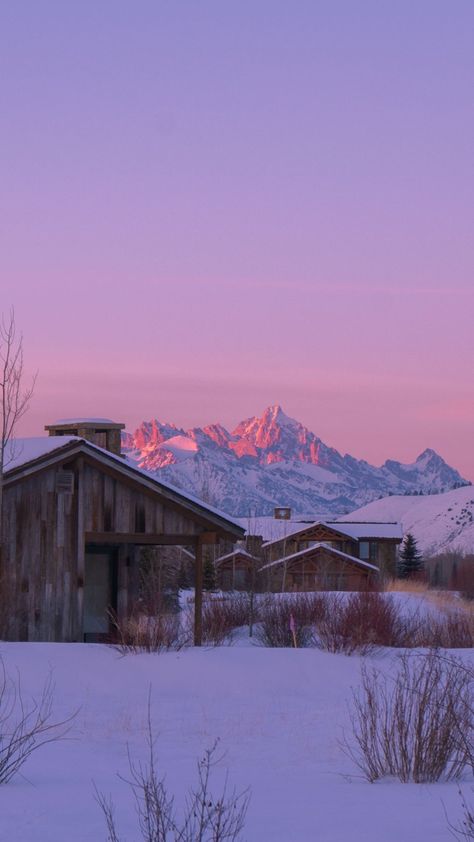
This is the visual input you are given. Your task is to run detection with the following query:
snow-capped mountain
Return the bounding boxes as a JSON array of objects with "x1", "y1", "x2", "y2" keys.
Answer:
[
  {"x1": 122, "y1": 405, "x2": 469, "y2": 517},
  {"x1": 346, "y1": 486, "x2": 474, "y2": 555}
]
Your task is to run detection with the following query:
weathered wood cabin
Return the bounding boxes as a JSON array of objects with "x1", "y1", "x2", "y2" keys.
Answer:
[
  {"x1": 1, "y1": 420, "x2": 244, "y2": 643},
  {"x1": 262, "y1": 520, "x2": 402, "y2": 578},
  {"x1": 215, "y1": 547, "x2": 261, "y2": 591},
  {"x1": 260, "y1": 543, "x2": 379, "y2": 592}
]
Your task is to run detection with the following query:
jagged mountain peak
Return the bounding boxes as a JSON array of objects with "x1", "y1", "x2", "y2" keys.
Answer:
[
  {"x1": 233, "y1": 404, "x2": 294, "y2": 434},
  {"x1": 416, "y1": 448, "x2": 442, "y2": 463},
  {"x1": 122, "y1": 408, "x2": 469, "y2": 517},
  {"x1": 232, "y1": 404, "x2": 312, "y2": 461}
]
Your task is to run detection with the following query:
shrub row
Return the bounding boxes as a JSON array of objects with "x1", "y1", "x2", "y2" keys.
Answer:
[
  {"x1": 111, "y1": 590, "x2": 474, "y2": 653},
  {"x1": 256, "y1": 591, "x2": 474, "y2": 653}
]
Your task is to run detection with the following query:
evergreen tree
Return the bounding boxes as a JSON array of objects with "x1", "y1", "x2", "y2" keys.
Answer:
[
  {"x1": 203, "y1": 555, "x2": 216, "y2": 591},
  {"x1": 398, "y1": 533, "x2": 424, "y2": 579}
]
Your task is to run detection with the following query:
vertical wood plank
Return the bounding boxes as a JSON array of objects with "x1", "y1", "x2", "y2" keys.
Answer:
[
  {"x1": 76, "y1": 457, "x2": 85, "y2": 641},
  {"x1": 194, "y1": 537, "x2": 203, "y2": 646}
]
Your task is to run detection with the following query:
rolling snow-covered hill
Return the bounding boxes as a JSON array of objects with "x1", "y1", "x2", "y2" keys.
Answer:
[
  {"x1": 347, "y1": 486, "x2": 474, "y2": 554},
  {"x1": 123, "y1": 405, "x2": 469, "y2": 518}
]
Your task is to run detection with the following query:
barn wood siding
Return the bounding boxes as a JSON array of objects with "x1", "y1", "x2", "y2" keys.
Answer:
[
  {"x1": 1, "y1": 450, "x2": 242, "y2": 643},
  {"x1": 81, "y1": 462, "x2": 203, "y2": 539},
  {"x1": 2, "y1": 464, "x2": 79, "y2": 642}
]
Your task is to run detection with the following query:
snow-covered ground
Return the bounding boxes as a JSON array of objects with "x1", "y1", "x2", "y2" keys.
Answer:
[
  {"x1": 0, "y1": 637, "x2": 471, "y2": 841},
  {"x1": 349, "y1": 485, "x2": 474, "y2": 554}
]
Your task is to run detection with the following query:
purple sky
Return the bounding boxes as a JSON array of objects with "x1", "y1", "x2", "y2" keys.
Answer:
[{"x1": 2, "y1": 2, "x2": 473, "y2": 478}]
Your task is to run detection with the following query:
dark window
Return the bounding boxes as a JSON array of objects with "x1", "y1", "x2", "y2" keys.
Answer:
[{"x1": 135, "y1": 503, "x2": 146, "y2": 533}]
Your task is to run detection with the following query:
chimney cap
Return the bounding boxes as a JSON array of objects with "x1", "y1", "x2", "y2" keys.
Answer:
[{"x1": 45, "y1": 418, "x2": 125, "y2": 431}]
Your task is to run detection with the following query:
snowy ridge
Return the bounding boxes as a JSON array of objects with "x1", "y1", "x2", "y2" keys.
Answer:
[
  {"x1": 123, "y1": 405, "x2": 469, "y2": 518},
  {"x1": 347, "y1": 486, "x2": 474, "y2": 554}
]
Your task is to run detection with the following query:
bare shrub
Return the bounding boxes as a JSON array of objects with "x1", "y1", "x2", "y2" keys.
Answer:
[
  {"x1": 420, "y1": 612, "x2": 474, "y2": 649},
  {"x1": 344, "y1": 651, "x2": 474, "y2": 783},
  {"x1": 255, "y1": 593, "x2": 326, "y2": 648},
  {"x1": 0, "y1": 659, "x2": 75, "y2": 783},
  {"x1": 252, "y1": 590, "x2": 474, "y2": 653},
  {"x1": 199, "y1": 595, "x2": 251, "y2": 646},
  {"x1": 110, "y1": 609, "x2": 188, "y2": 654},
  {"x1": 315, "y1": 591, "x2": 414, "y2": 654},
  {"x1": 96, "y1": 705, "x2": 250, "y2": 841},
  {"x1": 449, "y1": 788, "x2": 474, "y2": 840}
]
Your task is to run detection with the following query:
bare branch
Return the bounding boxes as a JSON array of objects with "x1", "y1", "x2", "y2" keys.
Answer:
[
  {"x1": 0, "y1": 307, "x2": 37, "y2": 472},
  {"x1": 0, "y1": 658, "x2": 77, "y2": 784},
  {"x1": 96, "y1": 695, "x2": 250, "y2": 841}
]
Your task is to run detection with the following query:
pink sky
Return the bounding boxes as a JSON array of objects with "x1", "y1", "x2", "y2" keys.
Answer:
[{"x1": 2, "y1": 2, "x2": 473, "y2": 478}]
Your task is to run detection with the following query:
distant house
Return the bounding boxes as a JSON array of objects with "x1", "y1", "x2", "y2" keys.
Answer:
[
  {"x1": 261, "y1": 520, "x2": 402, "y2": 578},
  {"x1": 215, "y1": 547, "x2": 261, "y2": 591},
  {"x1": 213, "y1": 518, "x2": 402, "y2": 593},
  {"x1": 260, "y1": 542, "x2": 379, "y2": 592},
  {"x1": 1, "y1": 419, "x2": 244, "y2": 643}
]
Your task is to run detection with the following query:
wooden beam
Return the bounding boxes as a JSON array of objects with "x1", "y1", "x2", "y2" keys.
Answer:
[
  {"x1": 85, "y1": 532, "x2": 200, "y2": 546},
  {"x1": 198, "y1": 531, "x2": 218, "y2": 545},
  {"x1": 194, "y1": 536, "x2": 204, "y2": 647}
]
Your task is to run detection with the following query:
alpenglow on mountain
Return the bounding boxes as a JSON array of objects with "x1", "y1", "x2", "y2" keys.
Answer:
[{"x1": 122, "y1": 405, "x2": 469, "y2": 517}]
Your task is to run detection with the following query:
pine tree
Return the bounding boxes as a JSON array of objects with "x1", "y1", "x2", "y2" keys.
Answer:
[
  {"x1": 398, "y1": 533, "x2": 424, "y2": 579},
  {"x1": 203, "y1": 555, "x2": 216, "y2": 591}
]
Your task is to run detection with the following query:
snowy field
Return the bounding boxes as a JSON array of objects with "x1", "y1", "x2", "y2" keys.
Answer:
[{"x1": 0, "y1": 637, "x2": 472, "y2": 841}]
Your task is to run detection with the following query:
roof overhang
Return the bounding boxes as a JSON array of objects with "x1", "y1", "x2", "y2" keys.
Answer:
[
  {"x1": 262, "y1": 520, "x2": 356, "y2": 548},
  {"x1": 5, "y1": 438, "x2": 244, "y2": 541},
  {"x1": 260, "y1": 542, "x2": 379, "y2": 573}
]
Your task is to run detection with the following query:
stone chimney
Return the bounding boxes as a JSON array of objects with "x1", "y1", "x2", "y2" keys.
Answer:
[{"x1": 45, "y1": 418, "x2": 125, "y2": 456}]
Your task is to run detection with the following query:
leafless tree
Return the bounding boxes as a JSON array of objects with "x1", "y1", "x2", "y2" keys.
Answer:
[{"x1": 0, "y1": 308, "x2": 36, "y2": 543}]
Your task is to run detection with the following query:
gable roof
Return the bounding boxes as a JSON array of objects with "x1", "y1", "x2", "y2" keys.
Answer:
[
  {"x1": 261, "y1": 520, "x2": 357, "y2": 548},
  {"x1": 256, "y1": 517, "x2": 403, "y2": 547},
  {"x1": 4, "y1": 437, "x2": 244, "y2": 539},
  {"x1": 260, "y1": 542, "x2": 379, "y2": 573},
  {"x1": 216, "y1": 548, "x2": 259, "y2": 566},
  {"x1": 331, "y1": 520, "x2": 403, "y2": 540}
]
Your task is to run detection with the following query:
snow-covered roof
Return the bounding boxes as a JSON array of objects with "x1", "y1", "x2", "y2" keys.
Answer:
[
  {"x1": 4, "y1": 437, "x2": 80, "y2": 472},
  {"x1": 254, "y1": 517, "x2": 403, "y2": 546},
  {"x1": 332, "y1": 520, "x2": 403, "y2": 540},
  {"x1": 261, "y1": 520, "x2": 356, "y2": 547},
  {"x1": 216, "y1": 548, "x2": 258, "y2": 565},
  {"x1": 260, "y1": 542, "x2": 379, "y2": 573},
  {"x1": 236, "y1": 516, "x2": 316, "y2": 542},
  {"x1": 4, "y1": 436, "x2": 244, "y2": 535},
  {"x1": 51, "y1": 417, "x2": 118, "y2": 425}
]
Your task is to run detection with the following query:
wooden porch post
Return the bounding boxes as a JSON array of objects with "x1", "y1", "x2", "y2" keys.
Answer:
[{"x1": 194, "y1": 536, "x2": 203, "y2": 646}]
